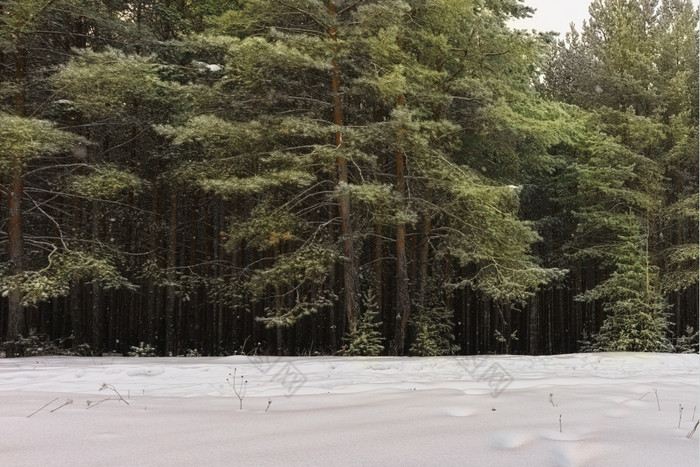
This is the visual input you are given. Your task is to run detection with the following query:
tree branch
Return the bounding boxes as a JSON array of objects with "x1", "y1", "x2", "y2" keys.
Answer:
[{"x1": 274, "y1": 0, "x2": 328, "y2": 31}]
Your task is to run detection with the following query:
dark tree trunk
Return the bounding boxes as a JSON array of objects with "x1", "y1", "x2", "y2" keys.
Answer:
[
  {"x1": 392, "y1": 94, "x2": 410, "y2": 355},
  {"x1": 7, "y1": 166, "x2": 24, "y2": 341},
  {"x1": 6, "y1": 48, "x2": 28, "y2": 342},
  {"x1": 146, "y1": 194, "x2": 162, "y2": 346},
  {"x1": 329, "y1": 1, "x2": 358, "y2": 330},
  {"x1": 418, "y1": 213, "x2": 431, "y2": 305},
  {"x1": 91, "y1": 200, "x2": 104, "y2": 352},
  {"x1": 165, "y1": 189, "x2": 178, "y2": 355}
]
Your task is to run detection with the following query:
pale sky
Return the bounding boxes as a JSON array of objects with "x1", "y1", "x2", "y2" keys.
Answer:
[
  {"x1": 510, "y1": 0, "x2": 700, "y2": 37},
  {"x1": 509, "y1": 0, "x2": 595, "y2": 36}
]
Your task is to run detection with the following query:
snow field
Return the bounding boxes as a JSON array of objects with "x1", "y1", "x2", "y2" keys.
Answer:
[{"x1": 0, "y1": 353, "x2": 698, "y2": 466}]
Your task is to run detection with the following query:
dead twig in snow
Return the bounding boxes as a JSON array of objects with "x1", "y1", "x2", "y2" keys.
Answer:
[
  {"x1": 100, "y1": 383, "x2": 129, "y2": 405},
  {"x1": 27, "y1": 397, "x2": 59, "y2": 418},
  {"x1": 654, "y1": 389, "x2": 661, "y2": 412},
  {"x1": 227, "y1": 369, "x2": 247, "y2": 410},
  {"x1": 50, "y1": 399, "x2": 73, "y2": 413}
]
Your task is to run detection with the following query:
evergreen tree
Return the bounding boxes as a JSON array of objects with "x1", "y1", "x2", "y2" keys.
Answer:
[
  {"x1": 342, "y1": 290, "x2": 384, "y2": 356},
  {"x1": 539, "y1": 0, "x2": 698, "y2": 349},
  {"x1": 409, "y1": 276, "x2": 459, "y2": 356},
  {"x1": 579, "y1": 229, "x2": 672, "y2": 352},
  {"x1": 0, "y1": 0, "x2": 140, "y2": 343},
  {"x1": 5, "y1": 0, "x2": 692, "y2": 356}
]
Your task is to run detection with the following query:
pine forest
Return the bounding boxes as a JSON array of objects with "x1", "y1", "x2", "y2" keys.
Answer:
[{"x1": 0, "y1": 0, "x2": 697, "y2": 357}]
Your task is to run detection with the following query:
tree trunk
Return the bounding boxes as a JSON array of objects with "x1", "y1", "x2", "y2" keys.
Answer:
[
  {"x1": 418, "y1": 212, "x2": 431, "y2": 305},
  {"x1": 392, "y1": 94, "x2": 410, "y2": 355},
  {"x1": 91, "y1": 200, "x2": 104, "y2": 352},
  {"x1": 528, "y1": 294, "x2": 538, "y2": 355},
  {"x1": 6, "y1": 48, "x2": 28, "y2": 342},
  {"x1": 7, "y1": 165, "x2": 24, "y2": 341},
  {"x1": 273, "y1": 243, "x2": 285, "y2": 354},
  {"x1": 327, "y1": 203, "x2": 338, "y2": 351},
  {"x1": 329, "y1": 1, "x2": 358, "y2": 330},
  {"x1": 165, "y1": 189, "x2": 178, "y2": 355},
  {"x1": 146, "y1": 194, "x2": 161, "y2": 346}
]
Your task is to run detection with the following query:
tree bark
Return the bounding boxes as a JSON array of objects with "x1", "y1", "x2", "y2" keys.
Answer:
[
  {"x1": 329, "y1": 1, "x2": 358, "y2": 330},
  {"x1": 146, "y1": 194, "x2": 161, "y2": 346},
  {"x1": 418, "y1": 212, "x2": 431, "y2": 305},
  {"x1": 392, "y1": 94, "x2": 411, "y2": 355},
  {"x1": 6, "y1": 48, "x2": 28, "y2": 342},
  {"x1": 89, "y1": 200, "x2": 104, "y2": 352},
  {"x1": 165, "y1": 189, "x2": 178, "y2": 355},
  {"x1": 7, "y1": 162, "x2": 24, "y2": 341}
]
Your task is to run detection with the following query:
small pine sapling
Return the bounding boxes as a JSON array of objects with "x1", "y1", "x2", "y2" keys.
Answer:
[
  {"x1": 342, "y1": 291, "x2": 384, "y2": 356},
  {"x1": 673, "y1": 326, "x2": 699, "y2": 353},
  {"x1": 128, "y1": 342, "x2": 158, "y2": 357},
  {"x1": 408, "y1": 277, "x2": 459, "y2": 356}
]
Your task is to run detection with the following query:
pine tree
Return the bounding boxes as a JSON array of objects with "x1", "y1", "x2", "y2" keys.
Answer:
[
  {"x1": 342, "y1": 290, "x2": 384, "y2": 356},
  {"x1": 539, "y1": 0, "x2": 698, "y2": 350},
  {"x1": 409, "y1": 277, "x2": 459, "y2": 356},
  {"x1": 579, "y1": 230, "x2": 673, "y2": 352}
]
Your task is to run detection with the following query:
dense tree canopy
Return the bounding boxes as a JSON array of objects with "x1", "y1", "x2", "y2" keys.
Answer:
[{"x1": 1, "y1": 0, "x2": 697, "y2": 356}]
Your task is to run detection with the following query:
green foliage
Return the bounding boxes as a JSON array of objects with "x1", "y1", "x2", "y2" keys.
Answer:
[
  {"x1": 250, "y1": 245, "x2": 339, "y2": 328},
  {"x1": 494, "y1": 329, "x2": 519, "y2": 354},
  {"x1": 247, "y1": 244, "x2": 337, "y2": 296},
  {"x1": 158, "y1": 115, "x2": 265, "y2": 155},
  {"x1": 673, "y1": 326, "x2": 699, "y2": 354},
  {"x1": 409, "y1": 306, "x2": 459, "y2": 357},
  {"x1": 0, "y1": 113, "x2": 84, "y2": 170},
  {"x1": 51, "y1": 48, "x2": 191, "y2": 120},
  {"x1": 66, "y1": 165, "x2": 147, "y2": 199},
  {"x1": 342, "y1": 290, "x2": 385, "y2": 356},
  {"x1": 540, "y1": 0, "x2": 699, "y2": 329},
  {"x1": 588, "y1": 296, "x2": 673, "y2": 352},
  {"x1": 437, "y1": 171, "x2": 566, "y2": 303},
  {"x1": 2, "y1": 0, "x2": 694, "y2": 357},
  {"x1": 661, "y1": 244, "x2": 700, "y2": 293},
  {"x1": 226, "y1": 206, "x2": 303, "y2": 251},
  {"x1": 409, "y1": 277, "x2": 459, "y2": 356},
  {"x1": 578, "y1": 232, "x2": 673, "y2": 352},
  {"x1": 256, "y1": 287, "x2": 338, "y2": 328},
  {"x1": 1, "y1": 329, "x2": 92, "y2": 357},
  {"x1": 0, "y1": 250, "x2": 134, "y2": 307},
  {"x1": 128, "y1": 342, "x2": 159, "y2": 357}
]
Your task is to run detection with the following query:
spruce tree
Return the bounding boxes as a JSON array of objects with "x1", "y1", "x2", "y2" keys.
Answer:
[
  {"x1": 342, "y1": 290, "x2": 384, "y2": 356},
  {"x1": 539, "y1": 0, "x2": 698, "y2": 349},
  {"x1": 579, "y1": 230, "x2": 673, "y2": 352}
]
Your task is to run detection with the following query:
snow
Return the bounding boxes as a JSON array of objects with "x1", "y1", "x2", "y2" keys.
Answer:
[
  {"x1": 193, "y1": 61, "x2": 222, "y2": 72},
  {"x1": 1, "y1": 353, "x2": 698, "y2": 466}
]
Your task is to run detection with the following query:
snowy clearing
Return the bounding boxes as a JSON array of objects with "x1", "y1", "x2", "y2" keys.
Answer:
[{"x1": 1, "y1": 353, "x2": 698, "y2": 466}]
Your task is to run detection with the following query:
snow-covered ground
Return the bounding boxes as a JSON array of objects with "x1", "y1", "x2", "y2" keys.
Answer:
[{"x1": 1, "y1": 353, "x2": 698, "y2": 466}]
